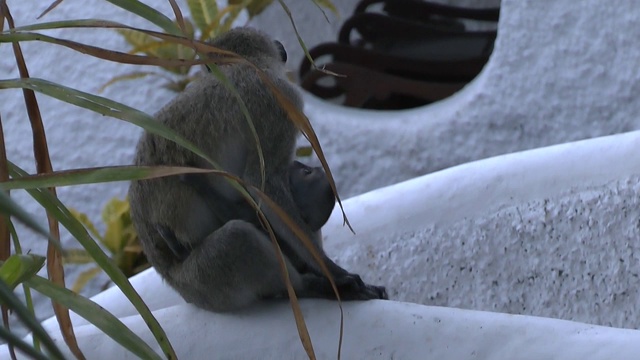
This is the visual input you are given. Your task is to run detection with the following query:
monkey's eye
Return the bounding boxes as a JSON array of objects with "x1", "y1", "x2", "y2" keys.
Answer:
[{"x1": 274, "y1": 40, "x2": 287, "y2": 63}]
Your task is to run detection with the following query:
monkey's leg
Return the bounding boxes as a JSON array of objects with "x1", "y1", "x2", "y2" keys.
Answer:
[
  {"x1": 302, "y1": 262, "x2": 389, "y2": 301},
  {"x1": 166, "y1": 219, "x2": 333, "y2": 312}
]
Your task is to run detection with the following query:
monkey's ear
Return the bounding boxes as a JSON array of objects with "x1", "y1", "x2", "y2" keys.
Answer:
[{"x1": 274, "y1": 40, "x2": 287, "y2": 63}]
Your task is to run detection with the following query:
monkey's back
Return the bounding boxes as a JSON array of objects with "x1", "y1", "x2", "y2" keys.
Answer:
[{"x1": 129, "y1": 60, "x2": 305, "y2": 277}]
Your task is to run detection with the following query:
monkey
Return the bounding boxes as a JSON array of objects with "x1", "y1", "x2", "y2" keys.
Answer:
[
  {"x1": 288, "y1": 160, "x2": 335, "y2": 232},
  {"x1": 164, "y1": 160, "x2": 337, "y2": 261},
  {"x1": 128, "y1": 27, "x2": 387, "y2": 312}
]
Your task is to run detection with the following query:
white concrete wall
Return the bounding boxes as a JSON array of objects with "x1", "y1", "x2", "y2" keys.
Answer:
[
  {"x1": 291, "y1": 0, "x2": 640, "y2": 197},
  {"x1": 322, "y1": 130, "x2": 640, "y2": 329},
  {"x1": 7, "y1": 128, "x2": 640, "y2": 359}
]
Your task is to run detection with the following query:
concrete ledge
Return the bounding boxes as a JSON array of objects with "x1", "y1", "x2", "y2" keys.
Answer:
[{"x1": 7, "y1": 129, "x2": 638, "y2": 358}]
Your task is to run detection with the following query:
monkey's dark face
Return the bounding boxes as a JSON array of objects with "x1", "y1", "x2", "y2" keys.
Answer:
[
  {"x1": 289, "y1": 161, "x2": 336, "y2": 231},
  {"x1": 274, "y1": 41, "x2": 287, "y2": 63}
]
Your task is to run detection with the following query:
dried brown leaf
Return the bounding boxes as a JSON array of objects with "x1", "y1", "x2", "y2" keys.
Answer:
[
  {"x1": 2, "y1": 3, "x2": 84, "y2": 359},
  {"x1": 37, "y1": 0, "x2": 64, "y2": 19}
]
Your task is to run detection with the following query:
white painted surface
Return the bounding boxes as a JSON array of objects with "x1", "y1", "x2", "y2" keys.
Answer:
[
  {"x1": 18, "y1": 301, "x2": 640, "y2": 360},
  {"x1": 322, "y1": 130, "x2": 640, "y2": 329},
  {"x1": 5, "y1": 128, "x2": 640, "y2": 359}
]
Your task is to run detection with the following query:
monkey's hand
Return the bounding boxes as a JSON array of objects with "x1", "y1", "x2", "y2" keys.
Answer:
[
  {"x1": 334, "y1": 273, "x2": 388, "y2": 300},
  {"x1": 302, "y1": 273, "x2": 388, "y2": 300}
]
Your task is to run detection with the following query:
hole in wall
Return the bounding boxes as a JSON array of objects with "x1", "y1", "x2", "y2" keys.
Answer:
[{"x1": 298, "y1": 0, "x2": 500, "y2": 110}]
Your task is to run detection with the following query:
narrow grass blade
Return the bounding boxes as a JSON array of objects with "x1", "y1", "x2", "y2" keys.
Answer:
[
  {"x1": 26, "y1": 275, "x2": 163, "y2": 360},
  {"x1": 1, "y1": 4, "x2": 83, "y2": 356},
  {"x1": 0, "y1": 102, "x2": 14, "y2": 359},
  {"x1": 187, "y1": 0, "x2": 219, "y2": 33},
  {"x1": 7, "y1": 219, "x2": 42, "y2": 352},
  {"x1": 1, "y1": 164, "x2": 215, "y2": 190},
  {"x1": 0, "y1": 326, "x2": 50, "y2": 360},
  {"x1": 9, "y1": 163, "x2": 177, "y2": 360},
  {"x1": 104, "y1": 0, "x2": 181, "y2": 35},
  {"x1": 0, "y1": 254, "x2": 45, "y2": 289},
  {"x1": 0, "y1": 78, "x2": 219, "y2": 167},
  {"x1": 2, "y1": 20, "x2": 242, "y2": 63},
  {"x1": 0, "y1": 279, "x2": 66, "y2": 360},
  {"x1": 0, "y1": 191, "x2": 61, "y2": 250}
]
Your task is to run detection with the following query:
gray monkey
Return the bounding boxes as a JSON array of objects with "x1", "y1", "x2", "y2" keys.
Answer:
[
  {"x1": 288, "y1": 160, "x2": 335, "y2": 232},
  {"x1": 129, "y1": 27, "x2": 386, "y2": 312},
  {"x1": 167, "y1": 160, "x2": 336, "y2": 260}
]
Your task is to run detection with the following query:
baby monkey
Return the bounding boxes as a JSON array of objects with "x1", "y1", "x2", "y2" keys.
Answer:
[
  {"x1": 166, "y1": 160, "x2": 336, "y2": 260},
  {"x1": 129, "y1": 27, "x2": 386, "y2": 312}
]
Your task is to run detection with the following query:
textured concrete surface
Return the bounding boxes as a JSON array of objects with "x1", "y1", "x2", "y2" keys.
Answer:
[
  {"x1": 353, "y1": 177, "x2": 640, "y2": 328},
  {"x1": 12, "y1": 129, "x2": 640, "y2": 359},
  {"x1": 323, "y1": 130, "x2": 640, "y2": 329},
  {"x1": 9, "y1": 298, "x2": 640, "y2": 360}
]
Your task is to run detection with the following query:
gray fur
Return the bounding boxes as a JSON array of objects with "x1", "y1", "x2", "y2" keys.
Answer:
[{"x1": 129, "y1": 27, "x2": 386, "y2": 312}]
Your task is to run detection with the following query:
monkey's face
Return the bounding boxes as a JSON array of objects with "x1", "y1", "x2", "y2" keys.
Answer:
[{"x1": 289, "y1": 161, "x2": 336, "y2": 231}]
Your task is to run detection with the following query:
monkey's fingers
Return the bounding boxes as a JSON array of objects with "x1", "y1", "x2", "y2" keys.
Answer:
[
  {"x1": 334, "y1": 273, "x2": 365, "y2": 287},
  {"x1": 364, "y1": 284, "x2": 388, "y2": 300},
  {"x1": 333, "y1": 279, "x2": 384, "y2": 301}
]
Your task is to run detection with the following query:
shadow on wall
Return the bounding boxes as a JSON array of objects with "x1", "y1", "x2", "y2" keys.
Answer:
[{"x1": 299, "y1": 0, "x2": 500, "y2": 110}]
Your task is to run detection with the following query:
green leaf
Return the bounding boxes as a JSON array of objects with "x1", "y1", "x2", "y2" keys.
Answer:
[
  {"x1": 0, "y1": 30, "x2": 206, "y2": 71},
  {"x1": 71, "y1": 267, "x2": 103, "y2": 293},
  {"x1": 102, "y1": 197, "x2": 130, "y2": 226},
  {"x1": 62, "y1": 249, "x2": 96, "y2": 265},
  {"x1": 228, "y1": 0, "x2": 274, "y2": 17},
  {"x1": 104, "y1": 0, "x2": 182, "y2": 35},
  {"x1": 97, "y1": 71, "x2": 166, "y2": 93},
  {"x1": 0, "y1": 164, "x2": 215, "y2": 190},
  {"x1": 154, "y1": 42, "x2": 196, "y2": 75},
  {"x1": 6, "y1": 221, "x2": 41, "y2": 352},
  {"x1": 0, "y1": 79, "x2": 220, "y2": 169},
  {"x1": 0, "y1": 279, "x2": 65, "y2": 360},
  {"x1": 0, "y1": 254, "x2": 46, "y2": 289},
  {"x1": 117, "y1": 19, "x2": 195, "y2": 74},
  {"x1": 26, "y1": 275, "x2": 162, "y2": 360},
  {"x1": 0, "y1": 326, "x2": 50, "y2": 360},
  {"x1": 219, "y1": 5, "x2": 245, "y2": 33},
  {"x1": 276, "y1": 0, "x2": 314, "y2": 67},
  {"x1": 187, "y1": 0, "x2": 219, "y2": 33},
  {"x1": 117, "y1": 29, "x2": 162, "y2": 57},
  {"x1": 69, "y1": 208, "x2": 103, "y2": 242},
  {"x1": 312, "y1": 0, "x2": 339, "y2": 17},
  {"x1": 246, "y1": 0, "x2": 275, "y2": 17},
  {"x1": 8, "y1": 163, "x2": 175, "y2": 360},
  {"x1": 0, "y1": 191, "x2": 62, "y2": 250},
  {"x1": 102, "y1": 198, "x2": 129, "y2": 253},
  {"x1": 199, "y1": 4, "x2": 239, "y2": 39},
  {"x1": 295, "y1": 145, "x2": 313, "y2": 157}
]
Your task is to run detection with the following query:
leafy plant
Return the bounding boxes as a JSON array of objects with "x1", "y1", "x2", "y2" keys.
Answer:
[
  {"x1": 65, "y1": 197, "x2": 149, "y2": 293},
  {"x1": 0, "y1": 0, "x2": 345, "y2": 358},
  {"x1": 105, "y1": 0, "x2": 338, "y2": 92}
]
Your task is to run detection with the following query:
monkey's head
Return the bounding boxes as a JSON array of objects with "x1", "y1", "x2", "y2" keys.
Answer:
[
  {"x1": 208, "y1": 27, "x2": 288, "y2": 70},
  {"x1": 289, "y1": 161, "x2": 336, "y2": 231}
]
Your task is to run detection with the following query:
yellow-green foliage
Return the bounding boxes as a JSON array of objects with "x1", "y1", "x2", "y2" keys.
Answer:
[
  {"x1": 65, "y1": 197, "x2": 149, "y2": 293},
  {"x1": 103, "y1": 0, "x2": 337, "y2": 92}
]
